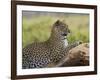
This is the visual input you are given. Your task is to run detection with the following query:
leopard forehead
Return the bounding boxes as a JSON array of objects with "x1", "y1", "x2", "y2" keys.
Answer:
[
  {"x1": 52, "y1": 20, "x2": 70, "y2": 34},
  {"x1": 54, "y1": 20, "x2": 68, "y2": 27}
]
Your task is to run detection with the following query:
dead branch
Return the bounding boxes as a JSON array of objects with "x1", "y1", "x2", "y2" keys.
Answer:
[{"x1": 55, "y1": 43, "x2": 89, "y2": 67}]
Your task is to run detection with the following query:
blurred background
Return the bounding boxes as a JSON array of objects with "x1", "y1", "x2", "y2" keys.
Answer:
[{"x1": 22, "y1": 11, "x2": 89, "y2": 48}]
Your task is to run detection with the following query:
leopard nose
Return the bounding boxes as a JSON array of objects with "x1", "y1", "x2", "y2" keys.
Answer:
[{"x1": 62, "y1": 33, "x2": 67, "y2": 36}]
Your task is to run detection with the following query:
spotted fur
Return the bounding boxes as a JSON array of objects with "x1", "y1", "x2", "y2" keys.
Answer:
[{"x1": 22, "y1": 20, "x2": 80, "y2": 69}]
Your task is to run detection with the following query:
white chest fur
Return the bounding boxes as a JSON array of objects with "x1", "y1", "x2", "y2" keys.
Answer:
[{"x1": 63, "y1": 39, "x2": 68, "y2": 47}]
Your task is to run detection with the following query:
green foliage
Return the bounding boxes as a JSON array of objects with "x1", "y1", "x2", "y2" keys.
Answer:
[{"x1": 22, "y1": 15, "x2": 89, "y2": 48}]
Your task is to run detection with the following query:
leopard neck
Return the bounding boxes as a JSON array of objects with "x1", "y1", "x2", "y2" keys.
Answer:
[{"x1": 46, "y1": 32, "x2": 66, "y2": 47}]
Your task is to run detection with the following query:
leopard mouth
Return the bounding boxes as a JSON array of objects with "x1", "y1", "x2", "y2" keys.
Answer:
[
  {"x1": 62, "y1": 36, "x2": 67, "y2": 40},
  {"x1": 61, "y1": 33, "x2": 69, "y2": 40},
  {"x1": 64, "y1": 36, "x2": 67, "y2": 39}
]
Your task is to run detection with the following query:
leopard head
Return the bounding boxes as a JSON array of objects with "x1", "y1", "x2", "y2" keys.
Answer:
[{"x1": 51, "y1": 20, "x2": 70, "y2": 40}]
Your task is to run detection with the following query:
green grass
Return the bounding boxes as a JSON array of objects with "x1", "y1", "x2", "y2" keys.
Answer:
[{"x1": 22, "y1": 15, "x2": 89, "y2": 48}]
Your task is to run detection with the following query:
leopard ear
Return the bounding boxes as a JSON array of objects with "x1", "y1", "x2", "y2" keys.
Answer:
[{"x1": 55, "y1": 20, "x2": 60, "y2": 25}]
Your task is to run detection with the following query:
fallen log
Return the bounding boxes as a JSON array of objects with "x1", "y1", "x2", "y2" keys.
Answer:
[{"x1": 55, "y1": 43, "x2": 89, "y2": 67}]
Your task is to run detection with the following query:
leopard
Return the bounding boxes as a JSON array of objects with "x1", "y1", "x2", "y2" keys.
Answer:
[{"x1": 22, "y1": 20, "x2": 81, "y2": 69}]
